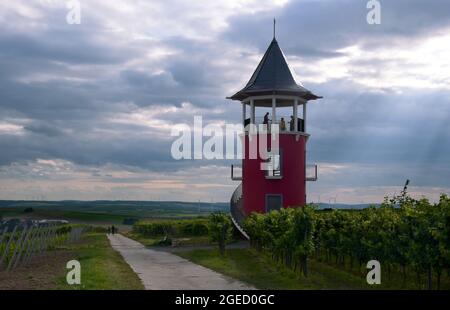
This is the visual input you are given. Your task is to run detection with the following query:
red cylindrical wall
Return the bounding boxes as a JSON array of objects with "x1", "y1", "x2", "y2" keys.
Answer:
[{"x1": 242, "y1": 133, "x2": 306, "y2": 215}]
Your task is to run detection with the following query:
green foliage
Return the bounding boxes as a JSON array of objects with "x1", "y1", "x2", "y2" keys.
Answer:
[
  {"x1": 244, "y1": 206, "x2": 316, "y2": 276},
  {"x1": 89, "y1": 226, "x2": 109, "y2": 233},
  {"x1": 132, "y1": 218, "x2": 209, "y2": 238},
  {"x1": 208, "y1": 212, "x2": 233, "y2": 256},
  {"x1": 180, "y1": 222, "x2": 209, "y2": 236},
  {"x1": 244, "y1": 194, "x2": 450, "y2": 288},
  {"x1": 133, "y1": 221, "x2": 172, "y2": 236},
  {"x1": 55, "y1": 225, "x2": 72, "y2": 234}
]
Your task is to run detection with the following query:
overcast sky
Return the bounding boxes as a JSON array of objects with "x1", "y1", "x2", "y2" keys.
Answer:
[{"x1": 0, "y1": 0, "x2": 449, "y2": 203}]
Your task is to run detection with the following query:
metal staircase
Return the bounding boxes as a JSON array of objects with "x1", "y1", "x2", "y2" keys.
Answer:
[{"x1": 230, "y1": 183, "x2": 249, "y2": 239}]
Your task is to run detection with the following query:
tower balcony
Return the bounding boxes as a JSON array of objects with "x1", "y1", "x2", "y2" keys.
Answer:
[
  {"x1": 244, "y1": 116, "x2": 306, "y2": 134},
  {"x1": 237, "y1": 94, "x2": 313, "y2": 139}
]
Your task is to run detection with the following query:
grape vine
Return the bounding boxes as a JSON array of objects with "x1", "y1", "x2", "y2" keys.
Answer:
[{"x1": 243, "y1": 193, "x2": 450, "y2": 289}]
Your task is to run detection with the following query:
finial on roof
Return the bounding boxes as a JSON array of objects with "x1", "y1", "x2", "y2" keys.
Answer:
[{"x1": 273, "y1": 18, "x2": 276, "y2": 39}]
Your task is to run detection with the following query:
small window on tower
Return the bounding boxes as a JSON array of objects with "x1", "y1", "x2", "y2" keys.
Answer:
[{"x1": 265, "y1": 150, "x2": 282, "y2": 179}]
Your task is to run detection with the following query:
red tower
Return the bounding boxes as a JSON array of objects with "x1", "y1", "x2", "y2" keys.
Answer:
[{"x1": 228, "y1": 36, "x2": 321, "y2": 236}]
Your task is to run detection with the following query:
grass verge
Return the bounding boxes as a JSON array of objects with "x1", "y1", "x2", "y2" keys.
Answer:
[
  {"x1": 57, "y1": 233, "x2": 144, "y2": 290},
  {"x1": 176, "y1": 248, "x2": 374, "y2": 289}
]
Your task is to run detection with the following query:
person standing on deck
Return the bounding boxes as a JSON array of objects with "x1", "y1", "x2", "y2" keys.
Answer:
[
  {"x1": 263, "y1": 112, "x2": 270, "y2": 125},
  {"x1": 280, "y1": 117, "x2": 286, "y2": 131}
]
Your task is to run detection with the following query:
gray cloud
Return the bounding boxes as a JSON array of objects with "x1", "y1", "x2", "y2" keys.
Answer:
[
  {"x1": 0, "y1": 0, "x2": 449, "y2": 201},
  {"x1": 224, "y1": 0, "x2": 450, "y2": 58},
  {"x1": 307, "y1": 80, "x2": 450, "y2": 165}
]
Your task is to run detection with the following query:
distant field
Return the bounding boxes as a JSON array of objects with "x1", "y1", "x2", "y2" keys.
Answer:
[
  {"x1": 0, "y1": 200, "x2": 373, "y2": 228},
  {"x1": 0, "y1": 200, "x2": 229, "y2": 225}
]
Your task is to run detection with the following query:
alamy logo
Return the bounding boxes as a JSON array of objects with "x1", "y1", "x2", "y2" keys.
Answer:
[
  {"x1": 366, "y1": 260, "x2": 381, "y2": 285},
  {"x1": 66, "y1": 0, "x2": 81, "y2": 25},
  {"x1": 170, "y1": 116, "x2": 280, "y2": 172},
  {"x1": 40, "y1": 0, "x2": 81, "y2": 25},
  {"x1": 367, "y1": 0, "x2": 381, "y2": 25},
  {"x1": 66, "y1": 259, "x2": 81, "y2": 285}
]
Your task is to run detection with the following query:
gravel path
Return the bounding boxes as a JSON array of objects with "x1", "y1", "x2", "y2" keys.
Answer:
[{"x1": 107, "y1": 234, "x2": 254, "y2": 290}]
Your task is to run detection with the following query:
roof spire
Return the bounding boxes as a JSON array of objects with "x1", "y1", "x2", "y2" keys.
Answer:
[{"x1": 273, "y1": 18, "x2": 276, "y2": 39}]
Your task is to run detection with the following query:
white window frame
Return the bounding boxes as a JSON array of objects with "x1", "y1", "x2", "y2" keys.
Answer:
[{"x1": 265, "y1": 149, "x2": 283, "y2": 179}]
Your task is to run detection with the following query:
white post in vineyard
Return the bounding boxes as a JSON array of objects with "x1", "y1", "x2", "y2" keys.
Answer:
[
  {"x1": 25, "y1": 226, "x2": 43, "y2": 264},
  {"x1": 22, "y1": 225, "x2": 38, "y2": 265},
  {"x1": 12, "y1": 225, "x2": 34, "y2": 270},
  {"x1": 0, "y1": 227, "x2": 8, "y2": 247},
  {"x1": 7, "y1": 225, "x2": 29, "y2": 271},
  {"x1": 0, "y1": 224, "x2": 18, "y2": 269}
]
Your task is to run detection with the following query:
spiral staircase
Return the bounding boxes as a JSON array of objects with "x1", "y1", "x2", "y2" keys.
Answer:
[{"x1": 230, "y1": 183, "x2": 249, "y2": 239}]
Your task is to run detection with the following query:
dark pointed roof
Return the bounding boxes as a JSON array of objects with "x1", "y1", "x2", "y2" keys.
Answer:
[{"x1": 229, "y1": 38, "x2": 321, "y2": 102}]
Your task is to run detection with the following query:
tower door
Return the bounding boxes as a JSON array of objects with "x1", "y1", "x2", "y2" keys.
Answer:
[{"x1": 266, "y1": 194, "x2": 283, "y2": 212}]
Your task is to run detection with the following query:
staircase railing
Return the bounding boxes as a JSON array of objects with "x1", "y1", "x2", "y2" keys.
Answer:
[{"x1": 230, "y1": 182, "x2": 249, "y2": 239}]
